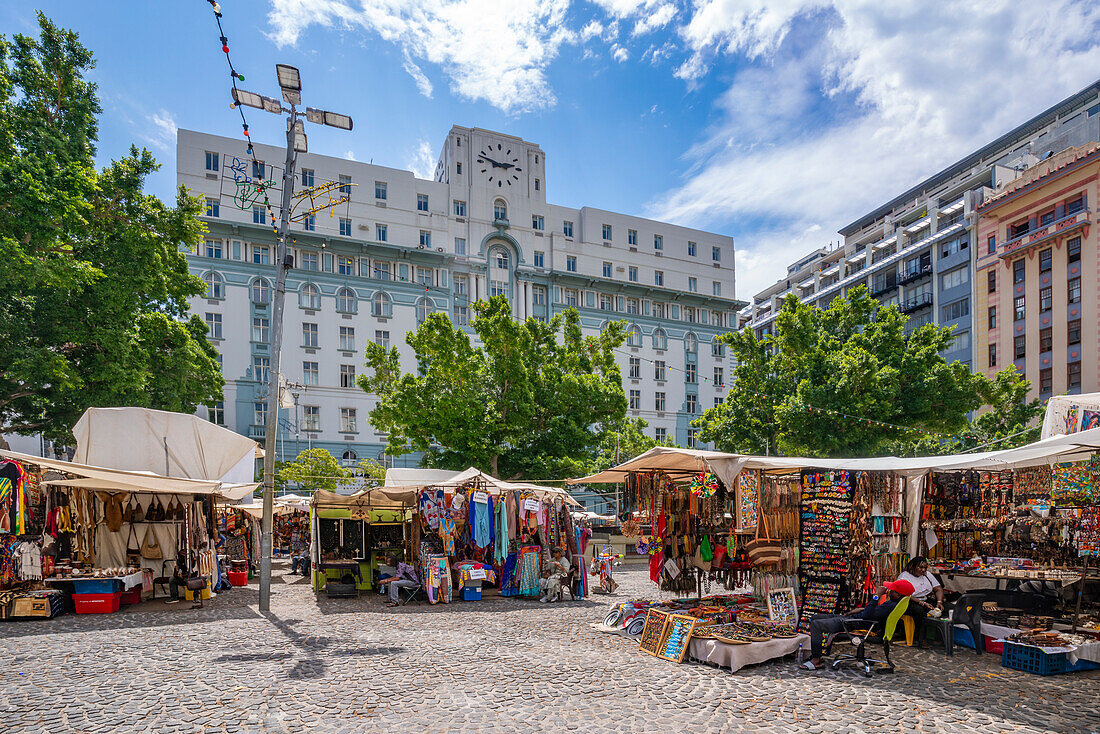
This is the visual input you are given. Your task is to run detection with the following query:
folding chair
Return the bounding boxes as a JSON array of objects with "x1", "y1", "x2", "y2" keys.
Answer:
[
  {"x1": 826, "y1": 597, "x2": 910, "y2": 677},
  {"x1": 397, "y1": 582, "x2": 424, "y2": 606}
]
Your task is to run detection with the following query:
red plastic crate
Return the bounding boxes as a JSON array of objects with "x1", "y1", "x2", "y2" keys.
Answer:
[
  {"x1": 73, "y1": 592, "x2": 121, "y2": 614},
  {"x1": 119, "y1": 588, "x2": 142, "y2": 606},
  {"x1": 227, "y1": 570, "x2": 248, "y2": 587},
  {"x1": 985, "y1": 637, "x2": 1004, "y2": 655}
]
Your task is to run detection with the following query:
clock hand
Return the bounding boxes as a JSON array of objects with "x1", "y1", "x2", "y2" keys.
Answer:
[{"x1": 479, "y1": 155, "x2": 503, "y2": 167}]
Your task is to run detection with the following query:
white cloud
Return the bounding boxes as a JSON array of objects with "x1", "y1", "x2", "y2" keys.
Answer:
[
  {"x1": 612, "y1": 44, "x2": 629, "y2": 63},
  {"x1": 267, "y1": 0, "x2": 574, "y2": 114},
  {"x1": 581, "y1": 19, "x2": 605, "y2": 40},
  {"x1": 653, "y1": 0, "x2": 1100, "y2": 299},
  {"x1": 402, "y1": 52, "x2": 434, "y2": 98},
  {"x1": 145, "y1": 109, "x2": 178, "y2": 152},
  {"x1": 407, "y1": 139, "x2": 437, "y2": 180},
  {"x1": 632, "y1": 3, "x2": 676, "y2": 36},
  {"x1": 344, "y1": 150, "x2": 357, "y2": 161}
]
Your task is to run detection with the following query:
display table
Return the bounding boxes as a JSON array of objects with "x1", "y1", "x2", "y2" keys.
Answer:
[
  {"x1": 689, "y1": 633, "x2": 810, "y2": 672},
  {"x1": 47, "y1": 570, "x2": 144, "y2": 594}
]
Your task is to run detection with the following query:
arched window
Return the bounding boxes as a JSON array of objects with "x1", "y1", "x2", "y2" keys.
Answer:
[
  {"x1": 336, "y1": 287, "x2": 357, "y2": 314},
  {"x1": 204, "y1": 272, "x2": 224, "y2": 299},
  {"x1": 627, "y1": 323, "x2": 642, "y2": 347},
  {"x1": 493, "y1": 199, "x2": 508, "y2": 221},
  {"x1": 416, "y1": 297, "x2": 434, "y2": 324},
  {"x1": 341, "y1": 449, "x2": 358, "y2": 467},
  {"x1": 372, "y1": 291, "x2": 392, "y2": 318},
  {"x1": 493, "y1": 250, "x2": 511, "y2": 269},
  {"x1": 299, "y1": 283, "x2": 321, "y2": 310},
  {"x1": 685, "y1": 332, "x2": 698, "y2": 354},
  {"x1": 251, "y1": 277, "x2": 271, "y2": 304},
  {"x1": 652, "y1": 328, "x2": 668, "y2": 351}
]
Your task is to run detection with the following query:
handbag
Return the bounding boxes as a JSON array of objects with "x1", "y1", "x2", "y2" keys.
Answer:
[
  {"x1": 150, "y1": 496, "x2": 166, "y2": 522},
  {"x1": 185, "y1": 576, "x2": 207, "y2": 591},
  {"x1": 132, "y1": 497, "x2": 145, "y2": 524},
  {"x1": 745, "y1": 514, "x2": 782, "y2": 567},
  {"x1": 125, "y1": 524, "x2": 141, "y2": 567},
  {"x1": 140, "y1": 526, "x2": 163, "y2": 559}
]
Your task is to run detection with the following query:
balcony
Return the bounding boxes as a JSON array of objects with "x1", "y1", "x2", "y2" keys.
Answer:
[
  {"x1": 900, "y1": 293, "x2": 933, "y2": 314},
  {"x1": 248, "y1": 424, "x2": 266, "y2": 439},
  {"x1": 999, "y1": 208, "x2": 1090, "y2": 260},
  {"x1": 898, "y1": 263, "x2": 932, "y2": 285},
  {"x1": 870, "y1": 278, "x2": 898, "y2": 297}
]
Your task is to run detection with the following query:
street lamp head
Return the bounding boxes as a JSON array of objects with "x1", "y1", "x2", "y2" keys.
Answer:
[
  {"x1": 262, "y1": 96, "x2": 283, "y2": 114},
  {"x1": 231, "y1": 88, "x2": 265, "y2": 110},
  {"x1": 305, "y1": 106, "x2": 324, "y2": 124},
  {"x1": 275, "y1": 63, "x2": 302, "y2": 105},
  {"x1": 323, "y1": 111, "x2": 353, "y2": 131}
]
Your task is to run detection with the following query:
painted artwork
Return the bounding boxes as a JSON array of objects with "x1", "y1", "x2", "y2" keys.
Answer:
[
  {"x1": 656, "y1": 614, "x2": 698, "y2": 663},
  {"x1": 638, "y1": 609, "x2": 669, "y2": 656},
  {"x1": 767, "y1": 587, "x2": 798, "y2": 625},
  {"x1": 1082, "y1": 410, "x2": 1100, "y2": 432},
  {"x1": 737, "y1": 469, "x2": 760, "y2": 532}
]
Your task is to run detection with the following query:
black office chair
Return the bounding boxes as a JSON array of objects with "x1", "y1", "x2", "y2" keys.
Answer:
[{"x1": 825, "y1": 597, "x2": 910, "y2": 677}]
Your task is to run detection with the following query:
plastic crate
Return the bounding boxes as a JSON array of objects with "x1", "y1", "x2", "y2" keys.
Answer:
[
  {"x1": 119, "y1": 588, "x2": 142, "y2": 606},
  {"x1": 984, "y1": 637, "x2": 1004, "y2": 655},
  {"x1": 227, "y1": 570, "x2": 248, "y2": 587},
  {"x1": 462, "y1": 587, "x2": 482, "y2": 601},
  {"x1": 70, "y1": 578, "x2": 122, "y2": 594},
  {"x1": 1001, "y1": 642, "x2": 1068, "y2": 676},
  {"x1": 73, "y1": 592, "x2": 121, "y2": 614}
]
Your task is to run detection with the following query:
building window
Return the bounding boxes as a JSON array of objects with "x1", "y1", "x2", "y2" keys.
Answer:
[
  {"x1": 252, "y1": 161, "x2": 265, "y2": 179},
  {"x1": 1039, "y1": 368, "x2": 1053, "y2": 394},
  {"x1": 252, "y1": 316, "x2": 269, "y2": 343},
  {"x1": 988, "y1": 306, "x2": 996, "y2": 329},
  {"x1": 941, "y1": 298, "x2": 969, "y2": 321},
  {"x1": 252, "y1": 278, "x2": 271, "y2": 304},
  {"x1": 205, "y1": 198, "x2": 220, "y2": 218},
  {"x1": 685, "y1": 363, "x2": 697, "y2": 384},
  {"x1": 338, "y1": 256, "x2": 354, "y2": 276},
  {"x1": 598, "y1": 294, "x2": 612, "y2": 311},
  {"x1": 340, "y1": 407, "x2": 357, "y2": 433},
  {"x1": 301, "y1": 250, "x2": 318, "y2": 271},
  {"x1": 655, "y1": 427, "x2": 667, "y2": 443},
  {"x1": 602, "y1": 262, "x2": 612, "y2": 278},
  {"x1": 628, "y1": 357, "x2": 641, "y2": 379},
  {"x1": 303, "y1": 405, "x2": 320, "y2": 432},
  {"x1": 622, "y1": 229, "x2": 636, "y2": 247},
  {"x1": 564, "y1": 289, "x2": 578, "y2": 307},
  {"x1": 1065, "y1": 196, "x2": 1084, "y2": 215},
  {"x1": 453, "y1": 200, "x2": 466, "y2": 217},
  {"x1": 204, "y1": 312, "x2": 222, "y2": 340},
  {"x1": 1014, "y1": 296, "x2": 1025, "y2": 321},
  {"x1": 625, "y1": 324, "x2": 641, "y2": 347},
  {"x1": 686, "y1": 394, "x2": 697, "y2": 414},
  {"x1": 204, "y1": 272, "x2": 224, "y2": 299},
  {"x1": 1039, "y1": 327, "x2": 1052, "y2": 352},
  {"x1": 300, "y1": 214, "x2": 314, "y2": 231},
  {"x1": 1013, "y1": 259, "x2": 1025, "y2": 284},
  {"x1": 302, "y1": 361, "x2": 319, "y2": 386},
  {"x1": 372, "y1": 261, "x2": 391, "y2": 281},
  {"x1": 205, "y1": 151, "x2": 219, "y2": 172},
  {"x1": 601, "y1": 224, "x2": 612, "y2": 241},
  {"x1": 687, "y1": 429, "x2": 698, "y2": 448},
  {"x1": 252, "y1": 206, "x2": 266, "y2": 225},
  {"x1": 654, "y1": 392, "x2": 666, "y2": 412},
  {"x1": 684, "y1": 306, "x2": 696, "y2": 324},
  {"x1": 300, "y1": 283, "x2": 321, "y2": 310},
  {"x1": 563, "y1": 221, "x2": 573, "y2": 238},
  {"x1": 532, "y1": 215, "x2": 544, "y2": 231},
  {"x1": 1067, "y1": 236, "x2": 1081, "y2": 263},
  {"x1": 987, "y1": 269, "x2": 996, "y2": 293},
  {"x1": 1068, "y1": 277, "x2": 1081, "y2": 304},
  {"x1": 1068, "y1": 361, "x2": 1082, "y2": 390},
  {"x1": 455, "y1": 237, "x2": 467, "y2": 256},
  {"x1": 1014, "y1": 334, "x2": 1025, "y2": 360},
  {"x1": 688, "y1": 277, "x2": 697, "y2": 293},
  {"x1": 302, "y1": 322, "x2": 318, "y2": 348},
  {"x1": 375, "y1": 330, "x2": 390, "y2": 349},
  {"x1": 416, "y1": 297, "x2": 434, "y2": 324},
  {"x1": 654, "y1": 360, "x2": 666, "y2": 381},
  {"x1": 714, "y1": 367, "x2": 724, "y2": 386},
  {"x1": 654, "y1": 270, "x2": 664, "y2": 287},
  {"x1": 532, "y1": 285, "x2": 546, "y2": 306},
  {"x1": 493, "y1": 199, "x2": 508, "y2": 221},
  {"x1": 338, "y1": 175, "x2": 351, "y2": 196},
  {"x1": 940, "y1": 266, "x2": 969, "y2": 291},
  {"x1": 375, "y1": 181, "x2": 387, "y2": 200},
  {"x1": 685, "y1": 333, "x2": 697, "y2": 354},
  {"x1": 253, "y1": 356, "x2": 270, "y2": 384},
  {"x1": 688, "y1": 241, "x2": 697, "y2": 257},
  {"x1": 534, "y1": 178, "x2": 541, "y2": 191},
  {"x1": 628, "y1": 389, "x2": 640, "y2": 410},
  {"x1": 566, "y1": 256, "x2": 577, "y2": 272},
  {"x1": 626, "y1": 298, "x2": 639, "y2": 314},
  {"x1": 339, "y1": 326, "x2": 355, "y2": 351},
  {"x1": 1069, "y1": 319, "x2": 1081, "y2": 345},
  {"x1": 712, "y1": 341, "x2": 725, "y2": 358},
  {"x1": 456, "y1": 162, "x2": 462, "y2": 175},
  {"x1": 653, "y1": 302, "x2": 667, "y2": 319},
  {"x1": 373, "y1": 223, "x2": 388, "y2": 242},
  {"x1": 252, "y1": 244, "x2": 270, "y2": 265},
  {"x1": 301, "y1": 168, "x2": 314, "y2": 187},
  {"x1": 653, "y1": 329, "x2": 668, "y2": 351},
  {"x1": 336, "y1": 287, "x2": 356, "y2": 313},
  {"x1": 533, "y1": 250, "x2": 544, "y2": 268},
  {"x1": 454, "y1": 304, "x2": 468, "y2": 326},
  {"x1": 413, "y1": 267, "x2": 432, "y2": 287},
  {"x1": 338, "y1": 218, "x2": 352, "y2": 237},
  {"x1": 253, "y1": 401, "x2": 267, "y2": 427},
  {"x1": 417, "y1": 193, "x2": 429, "y2": 212},
  {"x1": 987, "y1": 235, "x2": 996, "y2": 254},
  {"x1": 341, "y1": 449, "x2": 358, "y2": 466},
  {"x1": 1039, "y1": 248, "x2": 1052, "y2": 273},
  {"x1": 988, "y1": 343, "x2": 996, "y2": 367},
  {"x1": 712, "y1": 281, "x2": 722, "y2": 297},
  {"x1": 208, "y1": 401, "x2": 224, "y2": 426},
  {"x1": 1039, "y1": 286, "x2": 1052, "y2": 312},
  {"x1": 419, "y1": 230, "x2": 431, "y2": 247}
]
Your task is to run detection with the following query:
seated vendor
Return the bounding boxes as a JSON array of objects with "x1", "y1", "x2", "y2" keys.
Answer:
[
  {"x1": 897, "y1": 556, "x2": 945, "y2": 639},
  {"x1": 539, "y1": 547, "x2": 571, "y2": 604},
  {"x1": 800, "y1": 578, "x2": 914, "y2": 670},
  {"x1": 378, "y1": 553, "x2": 419, "y2": 607}
]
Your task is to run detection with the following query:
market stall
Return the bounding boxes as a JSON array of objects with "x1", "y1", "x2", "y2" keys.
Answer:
[{"x1": 309, "y1": 488, "x2": 409, "y2": 597}]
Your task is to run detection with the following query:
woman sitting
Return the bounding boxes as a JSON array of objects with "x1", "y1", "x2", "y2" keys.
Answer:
[{"x1": 897, "y1": 556, "x2": 946, "y2": 644}]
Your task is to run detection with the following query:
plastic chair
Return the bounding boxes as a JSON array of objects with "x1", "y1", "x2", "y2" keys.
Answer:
[
  {"x1": 826, "y1": 597, "x2": 910, "y2": 677},
  {"x1": 922, "y1": 593, "x2": 983, "y2": 656}
]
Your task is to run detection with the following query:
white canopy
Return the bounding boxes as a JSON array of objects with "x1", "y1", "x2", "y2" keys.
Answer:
[
  {"x1": 0, "y1": 448, "x2": 257, "y2": 501},
  {"x1": 72, "y1": 407, "x2": 259, "y2": 484},
  {"x1": 1042, "y1": 392, "x2": 1100, "y2": 439},
  {"x1": 367, "y1": 466, "x2": 580, "y2": 506}
]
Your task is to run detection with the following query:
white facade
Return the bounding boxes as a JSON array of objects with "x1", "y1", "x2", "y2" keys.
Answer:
[{"x1": 179, "y1": 126, "x2": 742, "y2": 465}]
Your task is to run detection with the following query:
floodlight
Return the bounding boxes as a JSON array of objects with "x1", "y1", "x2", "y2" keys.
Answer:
[
  {"x1": 232, "y1": 88, "x2": 265, "y2": 110},
  {"x1": 262, "y1": 96, "x2": 283, "y2": 114},
  {"x1": 323, "y1": 111, "x2": 353, "y2": 131},
  {"x1": 276, "y1": 64, "x2": 302, "y2": 105},
  {"x1": 305, "y1": 106, "x2": 324, "y2": 124},
  {"x1": 293, "y1": 132, "x2": 308, "y2": 153}
]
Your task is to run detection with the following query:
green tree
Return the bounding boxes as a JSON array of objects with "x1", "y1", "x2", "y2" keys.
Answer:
[
  {"x1": 696, "y1": 287, "x2": 991, "y2": 457},
  {"x1": 359, "y1": 295, "x2": 627, "y2": 479},
  {"x1": 586, "y1": 416, "x2": 660, "y2": 476},
  {"x1": 356, "y1": 458, "x2": 387, "y2": 482},
  {"x1": 278, "y1": 448, "x2": 349, "y2": 493},
  {"x1": 960, "y1": 367, "x2": 1044, "y2": 451},
  {"x1": 0, "y1": 15, "x2": 222, "y2": 442}
]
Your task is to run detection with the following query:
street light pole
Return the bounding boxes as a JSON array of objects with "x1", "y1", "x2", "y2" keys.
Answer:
[{"x1": 236, "y1": 64, "x2": 353, "y2": 613}]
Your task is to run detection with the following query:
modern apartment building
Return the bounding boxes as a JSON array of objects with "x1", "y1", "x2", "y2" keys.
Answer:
[
  {"x1": 974, "y1": 143, "x2": 1099, "y2": 400},
  {"x1": 179, "y1": 126, "x2": 742, "y2": 466},
  {"x1": 748, "y1": 81, "x2": 1100, "y2": 371}
]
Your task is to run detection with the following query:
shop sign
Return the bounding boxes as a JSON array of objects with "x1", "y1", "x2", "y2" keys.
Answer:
[
  {"x1": 471, "y1": 491, "x2": 489, "y2": 504},
  {"x1": 522, "y1": 499, "x2": 541, "y2": 512},
  {"x1": 468, "y1": 568, "x2": 487, "y2": 580}
]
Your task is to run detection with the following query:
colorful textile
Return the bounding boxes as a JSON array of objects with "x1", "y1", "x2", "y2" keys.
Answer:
[
  {"x1": 500, "y1": 551, "x2": 520, "y2": 596},
  {"x1": 471, "y1": 496, "x2": 493, "y2": 548},
  {"x1": 494, "y1": 498, "x2": 509, "y2": 565},
  {"x1": 455, "y1": 562, "x2": 498, "y2": 587},
  {"x1": 518, "y1": 546, "x2": 541, "y2": 597},
  {"x1": 439, "y1": 515, "x2": 456, "y2": 556},
  {"x1": 1052, "y1": 460, "x2": 1100, "y2": 505}
]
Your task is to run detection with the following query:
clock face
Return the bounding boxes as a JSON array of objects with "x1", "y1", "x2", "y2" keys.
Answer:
[{"x1": 476, "y1": 142, "x2": 522, "y2": 187}]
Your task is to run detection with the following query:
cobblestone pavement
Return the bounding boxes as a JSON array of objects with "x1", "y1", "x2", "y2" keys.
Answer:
[{"x1": 1, "y1": 564, "x2": 1098, "y2": 733}]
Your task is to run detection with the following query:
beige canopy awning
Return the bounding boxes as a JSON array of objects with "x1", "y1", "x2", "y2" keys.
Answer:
[
  {"x1": 2, "y1": 448, "x2": 258, "y2": 501},
  {"x1": 332, "y1": 466, "x2": 581, "y2": 507}
]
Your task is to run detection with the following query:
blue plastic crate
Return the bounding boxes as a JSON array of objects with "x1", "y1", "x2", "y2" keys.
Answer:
[
  {"x1": 461, "y1": 587, "x2": 481, "y2": 601},
  {"x1": 1001, "y1": 642, "x2": 1068, "y2": 676},
  {"x1": 69, "y1": 578, "x2": 122, "y2": 594}
]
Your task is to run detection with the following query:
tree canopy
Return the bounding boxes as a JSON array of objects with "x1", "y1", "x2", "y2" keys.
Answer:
[
  {"x1": 695, "y1": 287, "x2": 1040, "y2": 457},
  {"x1": 359, "y1": 295, "x2": 628, "y2": 479},
  {"x1": 0, "y1": 14, "x2": 223, "y2": 442}
]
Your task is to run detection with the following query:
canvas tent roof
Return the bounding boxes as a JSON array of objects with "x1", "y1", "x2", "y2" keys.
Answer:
[
  {"x1": 1042, "y1": 392, "x2": 1100, "y2": 439},
  {"x1": 0, "y1": 448, "x2": 258, "y2": 501},
  {"x1": 72, "y1": 407, "x2": 259, "y2": 484},
  {"x1": 356, "y1": 467, "x2": 581, "y2": 506}
]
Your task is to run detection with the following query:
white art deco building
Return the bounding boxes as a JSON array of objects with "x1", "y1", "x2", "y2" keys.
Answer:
[{"x1": 178, "y1": 126, "x2": 742, "y2": 467}]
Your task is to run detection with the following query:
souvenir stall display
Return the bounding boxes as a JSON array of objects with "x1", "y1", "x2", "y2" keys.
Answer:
[
  {"x1": 312, "y1": 504, "x2": 410, "y2": 596},
  {"x1": 797, "y1": 470, "x2": 852, "y2": 629}
]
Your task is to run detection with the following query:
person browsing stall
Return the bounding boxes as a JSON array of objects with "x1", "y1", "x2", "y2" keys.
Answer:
[
  {"x1": 800, "y1": 578, "x2": 914, "y2": 670},
  {"x1": 897, "y1": 556, "x2": 945, "y2": 637},
  {"x1": 379, "y1": 553, "x2": 419, "y2": 607}
]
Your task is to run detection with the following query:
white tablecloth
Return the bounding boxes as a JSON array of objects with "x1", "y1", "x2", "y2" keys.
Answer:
[{"x1": 689, "y1": 633, "x2": 810, "y2": 672}]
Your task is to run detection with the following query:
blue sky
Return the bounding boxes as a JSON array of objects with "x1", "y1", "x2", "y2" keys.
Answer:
[{"x1": 4, "y1": 1, "x2": 1099, "y2": 299}]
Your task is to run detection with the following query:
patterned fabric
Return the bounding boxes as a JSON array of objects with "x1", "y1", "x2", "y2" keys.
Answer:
[
  {"x1": 499, "y1": 552, "x2": 520, "y2": 596},
  {"x1": 518, "y1": 546, "x2": 541, "y2": 597}
]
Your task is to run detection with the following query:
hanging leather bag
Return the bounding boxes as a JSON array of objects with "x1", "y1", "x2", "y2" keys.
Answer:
[
  {"x1": 125, "y1": 523, "x2": 141, "y2": 567},
  {"x1": 132, "y1": 497, "x2": 145, "y2": 524},
  {"x1": 745, "y1": 514, "x2": 782, "y2": 567},
  {"x1": 151, "y1": 496, "x2": 167, "y2": 522},
  {"x1": 140, "y1": 526, "x2": 163, "y2": 559}
]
